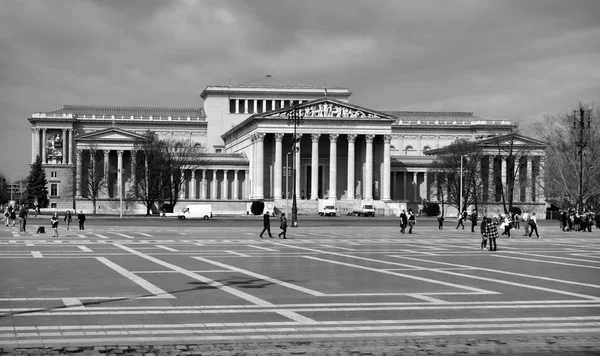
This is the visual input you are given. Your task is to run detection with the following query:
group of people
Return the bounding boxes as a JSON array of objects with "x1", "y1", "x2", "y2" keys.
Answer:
[
  {"x1": 259, "y1": 212, "x2": 287, "y2": 239},
  {"x1": 50, "y1": 210, "x2": 87, "y2": 236},
  {"x1": 3, "y1": 205, "x2": 29, "y2": 232},
  {"x1": 558, "y1": 210, "x2": 597, "y2": 232}
]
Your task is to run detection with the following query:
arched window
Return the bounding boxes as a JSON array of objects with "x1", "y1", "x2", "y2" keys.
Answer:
[
  {"x1": 404, "y1": 145, "x2": 416, "y2": 156},
  {"x1": 194, "y1": 143, "x2": 203, "y2": 151},
  {"x1": 175, "y1": 143, "x2": 183, "y2": 152},
  {"x1": 422, "y1": 145, "x2": 431, "y2": 153}
]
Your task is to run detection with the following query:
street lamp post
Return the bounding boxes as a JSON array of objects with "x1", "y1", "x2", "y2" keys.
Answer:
[
  {"x1": 286, "y1": 103, "x2": 304, "y2": 227},
  {"x1": 459, "y1": 155, "x2": 464, "y2": 215},
  {"x1": 9, "y1": 168, "x2": 13, "y2": 202},
  {"x1": 285, "y1": 151, "x2": 291, "y2": 219},
  {"x1": 574, "y1": 106, "x2": 592, "y2": 212}
]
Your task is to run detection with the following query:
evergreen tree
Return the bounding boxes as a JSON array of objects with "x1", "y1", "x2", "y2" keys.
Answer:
[{"x1": 26, "y1": 155, "x2": 49, "y2": 208}]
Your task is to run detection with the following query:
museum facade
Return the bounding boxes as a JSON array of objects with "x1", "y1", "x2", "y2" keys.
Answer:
[{"x1": 28, "y1": 75, "x2": 547, "y2": 216}]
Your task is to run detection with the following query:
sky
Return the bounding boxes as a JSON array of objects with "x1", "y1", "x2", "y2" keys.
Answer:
[{"x1": 1, "y1": 0, "x2": 599, "y2": 180}]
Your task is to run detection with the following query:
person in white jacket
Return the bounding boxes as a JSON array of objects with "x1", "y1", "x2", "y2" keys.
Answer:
[{"x1": 528, "y1": 212, "x2": 540, "y2": 238}]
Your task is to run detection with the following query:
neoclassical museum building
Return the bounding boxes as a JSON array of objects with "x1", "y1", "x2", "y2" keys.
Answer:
[{"x1": 28, "y1": 76, "x2": 547, "y2": 216}]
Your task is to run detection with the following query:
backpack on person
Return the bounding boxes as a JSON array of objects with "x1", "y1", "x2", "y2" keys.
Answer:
[{"x1": 36, "y1": 226, "x2": 45, "y2": 234}]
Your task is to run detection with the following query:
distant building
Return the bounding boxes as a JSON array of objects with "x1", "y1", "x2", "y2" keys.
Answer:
[{"x1": 28, "y1": 75, "x2": 546, "y2": 215}]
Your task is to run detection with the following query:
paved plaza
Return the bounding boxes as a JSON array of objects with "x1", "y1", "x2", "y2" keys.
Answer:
[{"x1": 0, "y1": 217, "x2": 599, "y2": 355}]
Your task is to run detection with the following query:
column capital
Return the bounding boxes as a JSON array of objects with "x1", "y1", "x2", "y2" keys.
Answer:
[
  {"x1": 383, "y1": 134, "x2": 392, "y2": 144},
  {"x1": 365, "y1": 134, "x2": 375, "y2": 143},
  {"x1": 76, "y1": 149, "x2": 84, "y2": 154},
  {"x1": 103, "y1": 150, "x2": 110, "y2": 155},
  {"x1": 274, "y1": 133, "x2": 285, "y2": 141},
  {"x1": 254, "y1": 132, "x2": 266, "y2": 142},
  {"x1": 311, "y1": 133, "x2": 321, "y2": 142},
  {"x1": 347, "y1": 134, "x2": 357, "y2": 143},
  {"x1": 42, "y1": 128, "x2": 47, "y2": 132},
  {"x1": 329, "y1": 133, "x2": 339, "y2": 143},
  {"x1": 117, "y1": 150, "x2": 123, "y2": 157}
]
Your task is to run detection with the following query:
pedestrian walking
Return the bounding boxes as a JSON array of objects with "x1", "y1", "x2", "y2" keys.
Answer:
[
  {"x1": 480, "y1": 216, "x2": 488, "y2": 251},
  {"x1": 3, "y1": 209, "x2": 9, "y2": 226},
  {"x1": 18, "y1": 206, "x2": 28, "y2": 232},
  {"x1": 63, "y1": 210, "x2": 72, "y2": 230},
  {"x1": 528, "y1": 212, "x2": 540, "y2": 238},
  {"x1": 399, "y1": 209, "x2": 408, "y2": 234},
  {"x1": 470, "y1": 211, "x2": 478, "y2": 233},
  {"x1": 278, "y1": 213, "x2": 287, "y2": 239},
  {"x1": 437, "y1": 213, "x2": 444, "y2": 229},
  {"x1": 77, "y1": 210, "x2": 86, "y2": 230},
  {"x1": 456, "y1": 211, "x2": 465, "y2": 229},
  {"x1": 259, "y1": 212, "x2": 273, "y2": 238},
  {"x1": 408, "y1": 209, "x2": 416, "y2": 234},
  {"x1": 500, "y1": 214, "x2": 512, "y2": 238},
  {"x1": 9, "y1": 209, "x2": 16, "y2": 227},
  {"x1": 485, "y1": 217, "x2": 500, "y2": 251},
  {"x1": 50, "y1": 213, "x2": 59, "y2": 237},
  {"x1": 522, "y1": 211, "x2": 530, "y2": 236}
]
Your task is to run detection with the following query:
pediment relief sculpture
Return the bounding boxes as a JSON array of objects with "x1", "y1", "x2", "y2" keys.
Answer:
[{"x1": 271, "y1": 103, "x2": 380, "y2": 119}]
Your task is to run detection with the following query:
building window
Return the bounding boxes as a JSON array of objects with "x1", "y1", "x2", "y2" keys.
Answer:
[
  {"x1": 239, "y1": 100, "x2": 246, "y2": 114},
  {"x1": 50, "y1": 183, "x2": 58, "y2": 197},
  {"x1": 51, "y1": 203, "x2": 57, "y2": 209},
  {"x1": 257, "y1": 100, "x2": 263, "y2": 113},
  {"x1": 215, "y1": 148, "x2": 222, "y2": 153},
  {"x1": 404, "y1": 145, "x2": 416, "y2": 156},
  {"x1": 284, "y1": 100, "x2": 290, "y2": 108},
  {"x1": 194, "y1": 143, "x2": 203, "y2": 151},
  {"x1": 267, "y1": 100, "x2": 273, "y2": 111},
  {"x1": 229, "y1": 99, "x2": 236, "y2": 113},
  {"x1": 248, "y1": 100, "x2": 255, "y2": 113},
  {"x1": 422, "y1": 146, "x2": 431, "y2": 153}
]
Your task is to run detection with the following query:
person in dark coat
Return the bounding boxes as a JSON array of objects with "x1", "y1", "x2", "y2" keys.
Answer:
[
  {"x1": 18, "y1": 206, "x2": 28, "y2": 232},
  {"x1": 456, "y1": 211, "x2": 465, "y2": 229},
  {"x1": 77, "y1": 210, "x2": 86, "y2": 230},
  {"x1": 63, "y1": 210, "x2": 72, "y2": 230},
  {"x1": 480, "y1": 216, "x2": 488, "y2": 250},
  {"x1": 470, "y1": 211, "x2": 478, "y2": 233},
  {"x1": 437, "y1": 213, "x2": 444, "y2": 229},
  {"x1": 259, "y1": 212, "x2": 273, "y2": 238},
  {"x1": 407, "y1": 209, "x2": 416, "y2": 234},
  {"x1": 399, "y1": 210, "x2": 408, "y2": 234},
  {"x1": 278, "y1": 213, "x2": 287, "y2": 239}
]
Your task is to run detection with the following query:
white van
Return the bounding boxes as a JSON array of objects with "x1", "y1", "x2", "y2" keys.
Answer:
[{"x1": 177, "y1": 205, "x2": 212, "y2": 220}]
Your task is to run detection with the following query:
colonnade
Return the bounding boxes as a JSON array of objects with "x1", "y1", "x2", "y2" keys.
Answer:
[
  {"x1": 183, "y1": 169, "x2": 249, "y2": 200},
  {"x1": 249, "y1": 132, "x2": 392, "y2": 201}
]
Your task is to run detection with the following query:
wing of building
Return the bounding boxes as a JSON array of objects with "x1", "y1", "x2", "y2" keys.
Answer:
[{"x1": 28, "y1": 75, "x2": 546, "y2": 216}]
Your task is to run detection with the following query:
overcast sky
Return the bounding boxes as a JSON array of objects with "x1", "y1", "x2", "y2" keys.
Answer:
[{"x1": 1, "y1": 0, "x2": 599, "y2": 179}]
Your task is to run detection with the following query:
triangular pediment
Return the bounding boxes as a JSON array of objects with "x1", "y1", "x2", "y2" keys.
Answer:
[
  {"x1": 75, "y1": 127, "x2": 147, "y2": 142},
  {"x1": 260, "y1": 98, "x2": 395, "y2": 121},
  {"x1": 477, "y1": 134, "x2": 547, "y2": 148}
]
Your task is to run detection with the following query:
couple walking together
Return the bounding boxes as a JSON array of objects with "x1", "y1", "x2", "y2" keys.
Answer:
[
  {"x1": 260, "y1": 212, "x2": 287, "y2": 239},
  {"x1": 399, "y1": 209, "x2": 416, "y2": 234}
]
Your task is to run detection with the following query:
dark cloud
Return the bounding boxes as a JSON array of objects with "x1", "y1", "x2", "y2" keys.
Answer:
[{"x1": 1, "y1": 0, "x2": 599, "y2": 175}]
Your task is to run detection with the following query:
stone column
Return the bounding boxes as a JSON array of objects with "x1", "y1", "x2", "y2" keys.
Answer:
[
  {"x1": 212, "y1": 170, "x2": 218, "y2": 199},
  {"x1": 274, "y1": 133, "x2": 284, "y2": 199},
  {"x1": 103, "y1": 150, "x2": 110, "y2": 197},
  {"x1": 489, "y1": 155, "x2": 496, "y2": 203},
  {"x1": 76, "y1": 149, "x2": 82, "y2": 198},
  {"x1": 514, "y1": 158, "x2": 520, "y2": 203},
  {"x1": 310, "y1": 133, "x2": 320, "y2": 200},
  {"x1": 245, "y1": 169, "x2": 250, "y2": 199},
  {"x1": 537, "y1": 156, "x2": 545, "y2": 202},
  {"x1": 235, "y1": 99, "x2": 239, "y2": 114},
  {"x1": 382, "y1": 135, "x2": 391, "y2": 201},
  {"x1": 347, "y1": 134, "x2": 357, "y2": 200},
  {"x1": 413, "y1": 172, "x2": 418, "y2": 201},
  {"x1": 254, "y1": 133, "x2": 265, "y2": 199},
  {"x1": 526, "y1": 156, "x2": 533, "y2": 202},
  {"x1": 130, "y1": 151, "x2": 136, "y2": 190},
  {"x1": 403, "y1": 172, "x2": 407, "y2": 200},
  {"x1": 41, "y1": 129, "x2": 47, "y2": 163},
  {"x1": 190, "y1": 170, "x2": 196, "y2": 199},
  {"x1": 69, "y1": 129, "x2": 74, "y2": 165},
  {"x1": 117, "y1": 150, "x2": 123, "y2": 199},
  {"x1": 244, "y1": 99, "x2": 248, "y2": 114},
  {"x1": 392, "y1": 171, "x2": 397, "y2": 200},
  {"x1": 233, "y1": 170, "x2": 239, "y2": 200},
  {"x1": 365, "y1": 134, "x2": 375, "y2": 200},
  {"x1": 31, "y1": 129, "x2": 36, "y2": 163},
  {"x1": 423, "y1": 172, "x2": 429, "y2": 201},
  {"x1": 201, "y1": 169, "x2": 207, "y2": 200},
  {"x1": 262, "y1": 100, "x2": 266, "y2": 113},
  {"x1": 294, "y1": 134, "x2": 302, "y2": 199},
  {"x1": 329, "y1": 134, "x2": 339, "y2": 199},
  {"x1": 62, "y1": 129, "x2": 67, "y2": 164},
  {"x1": 500, "y1": 156, "x2": 507, "y2": 197},
  {"x1": 222, "y1": 170, "x2": 229, "y2": 200}
]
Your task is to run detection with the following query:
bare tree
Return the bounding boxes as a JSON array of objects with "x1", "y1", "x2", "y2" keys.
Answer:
[
  {"x1": 80, "y1": 147, "x2": 109, "y2": 214},
  {"x1": 428, "y1": 139, "x2": 486, "y2": 217},
  {"x1": 131, "y1": 132, "x2": 165, "y2": 215},
  {"x1": 533, "y1": 103, "x2": 600, "y2": 210},
  {"x1": 158, "y1": 137, "x2": 204, "y2": 208},
  {"x1": 485, "y1": 127, "x2": 545, "y2": 214}
]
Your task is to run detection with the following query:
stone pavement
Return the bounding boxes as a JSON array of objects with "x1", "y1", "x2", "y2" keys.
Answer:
[{"x1": 1, "y1": 335, "x2": 600, "y2": 355}]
